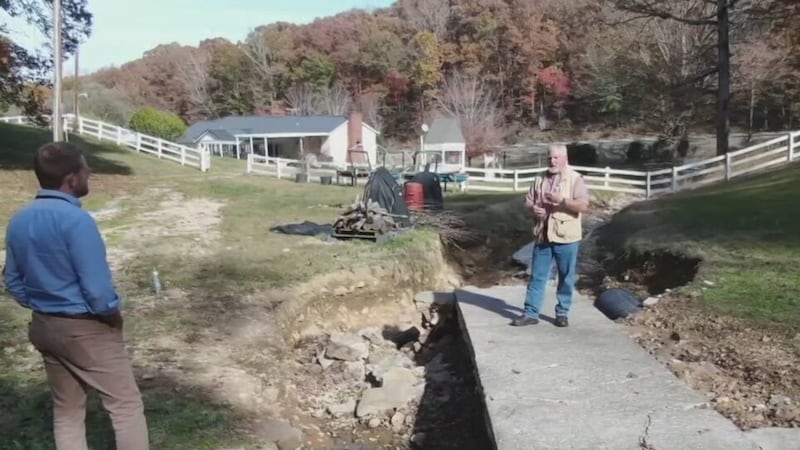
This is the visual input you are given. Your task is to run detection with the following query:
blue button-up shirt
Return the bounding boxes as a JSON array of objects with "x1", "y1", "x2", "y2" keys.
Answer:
[{"x1": 3, "y1": 189, "x2": 120, "y2": 315}]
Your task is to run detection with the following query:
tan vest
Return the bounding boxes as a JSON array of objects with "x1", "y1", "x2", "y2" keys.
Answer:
[{"x1": 531, "y1": 168, "x2": 583, "y2": 244}]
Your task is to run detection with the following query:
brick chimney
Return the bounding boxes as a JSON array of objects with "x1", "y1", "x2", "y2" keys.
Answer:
[{"x1": 347, "y1": 110, "x2": 365, "y2": 165}]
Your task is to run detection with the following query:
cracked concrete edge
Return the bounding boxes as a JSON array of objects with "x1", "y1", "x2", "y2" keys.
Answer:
[{"x1": 454, "y1": 296, "x2": 500, "y2": 450}]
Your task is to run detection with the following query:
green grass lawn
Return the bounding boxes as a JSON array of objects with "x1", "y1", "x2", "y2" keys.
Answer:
[
  {"x1": 602, "y1": 163, "x2": 800, "y2": 331},
  {"x1": 0, "y1": 122, "x2": 439, "y2": 449}
]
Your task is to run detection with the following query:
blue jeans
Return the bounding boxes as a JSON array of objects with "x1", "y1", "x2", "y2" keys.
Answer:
[{"x1": 523, "y1": 242, "x2": 579, "y2": 319}]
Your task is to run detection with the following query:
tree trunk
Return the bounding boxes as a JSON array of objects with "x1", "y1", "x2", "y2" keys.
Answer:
[
  {"x1": 748, "y1": 82, "x2": 755, "y2": 141},
  {"x1": 716, "y1": 0, "x2": 730, "y2": 156}
]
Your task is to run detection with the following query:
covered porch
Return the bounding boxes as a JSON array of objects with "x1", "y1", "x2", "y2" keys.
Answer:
[
  {"x1": 233, "y1": 133, "x2": 328, "y2": 162},
  {"x1": 417, "y1": 143, "x2": 467, "y2": 174}
]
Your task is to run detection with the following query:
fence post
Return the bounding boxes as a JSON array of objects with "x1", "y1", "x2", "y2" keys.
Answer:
[
  {"x1": 671, "y1": 166, "x2": 678, "y2": 192},
  {"x1": 246, "y1": 154, "x2": 252, "y2": 173},
  {"x1": 202, "y1": 150, "x2": 210, "y2": 172},
  {"x1": 97, "y1": 122, "x2": 103, "y2": 139},
  {"x1": 78, "y1": 117, "x2": 84, "y2": 134},
  {"x1": 181, "y1": 146, "x2": 186, "y2": 166},
  {"x1": 115, "y1": 127, "x2": 121, "y2": 145},
  {"x1": 135, "y1": 133, "x2": 141, "y2": 152},
  {"x1": 788, "y1": 132, "x2": 795, "y2": 162},
  {"x1": 725, "y1": 153, "x2": 732, "y2": 180},
  {"x1": 604, "y1": 166, "x2": 610, "y2": 188},
  {"x1": 157, "y1": 140, "x2": 163, "y2": 159},
  {"x1": 276, "y1": 158, "x2": 282, "y2": 179},
  {"x1": 513, "y1": 170, "x2": 519, "y2": 192},
  {"x1": 645, "y1": 172, "x2": 651, "y2": 198}
]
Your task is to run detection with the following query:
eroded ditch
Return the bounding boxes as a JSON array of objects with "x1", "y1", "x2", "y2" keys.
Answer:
[{"x1": 589, "y1": 203, "x2": 800, "y2": 431}]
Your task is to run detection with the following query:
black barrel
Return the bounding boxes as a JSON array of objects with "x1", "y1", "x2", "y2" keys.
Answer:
[{"x1": 594, "y1": 288, "x2": 642, "y2": 320}]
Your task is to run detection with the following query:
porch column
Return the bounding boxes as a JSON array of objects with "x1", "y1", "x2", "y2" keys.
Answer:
[
  {"x1": 249, "y1": 136, "x2": 254, "y2": 157},
  {"x1": 299, "y1": 137, "x2": 304, "y2": 160},
  {"x1": 264, "y1": 136, "x2": 269, "y2": 157},
  {"x1": 235, "y1": 137, "x2": 241, "y2": 159}
]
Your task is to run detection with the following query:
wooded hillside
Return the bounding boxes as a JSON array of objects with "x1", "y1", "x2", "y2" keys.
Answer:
[{"x1": 4, "y1": 0, "x2": 800, "y2": 156}]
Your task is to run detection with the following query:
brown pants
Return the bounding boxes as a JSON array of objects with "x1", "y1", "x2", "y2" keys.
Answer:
[{"x1": 29, "y1": 312, "x2": 149, "y2": 450}]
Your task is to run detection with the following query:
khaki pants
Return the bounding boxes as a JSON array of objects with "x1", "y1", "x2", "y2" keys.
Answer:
[{"x1": 28, "y1": 312, "x2": 149, "y2": 450}]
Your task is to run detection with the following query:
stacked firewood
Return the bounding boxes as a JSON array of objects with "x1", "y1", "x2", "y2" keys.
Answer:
[{"x1": 333, "y1": 198, "x2": 399, "y2": 235}]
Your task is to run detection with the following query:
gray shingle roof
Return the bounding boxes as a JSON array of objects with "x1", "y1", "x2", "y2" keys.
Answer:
[
  {"x1": 425, "y1": 111, "x2": 465, "y2": 144},
  {"x1": 204, "y1": 129, "x2": 237, "y2": 141},
  {"x1": 178, "y1": 115, "x2": 348, "y2": 144}
]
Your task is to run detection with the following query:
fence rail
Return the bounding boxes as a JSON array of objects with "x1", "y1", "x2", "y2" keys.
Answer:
[
  {"x1": 0, "y1": 115, "x2": 210, "y2": 172},
  {"x1": 462, "y1": 131, "x2": 799, "y2": 197}
]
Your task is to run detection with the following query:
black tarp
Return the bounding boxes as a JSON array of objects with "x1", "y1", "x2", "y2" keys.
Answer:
[
  {"x1": 363, "y1": 167, "x2": 411, "y2": 227},
  {"x1": 409, "y1": 170, "x2": 444, "y2": 210},
  {"x1": 270, "y1": 221, "x2": 332, "y2": 236}
]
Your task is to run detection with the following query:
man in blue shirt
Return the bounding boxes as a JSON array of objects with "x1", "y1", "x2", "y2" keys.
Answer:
[{"x1": 3, "y1": 142, "x2": 149, "y2": 450}]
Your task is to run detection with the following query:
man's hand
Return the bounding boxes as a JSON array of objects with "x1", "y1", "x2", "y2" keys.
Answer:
[
  {"x1": 533, "y1": 205, "x2": 546, "y2": 218},
  {"x1": 544, "y1": 191, "x2": 563, "y2": 205}
]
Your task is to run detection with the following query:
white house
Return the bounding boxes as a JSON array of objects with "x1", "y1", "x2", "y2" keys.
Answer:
[
  {"x1": 178, "y1": 112, "x2": 379, "y2": 168},
  {"x1": 420, "y1": 111, "x2": 466, "y2": 174}
]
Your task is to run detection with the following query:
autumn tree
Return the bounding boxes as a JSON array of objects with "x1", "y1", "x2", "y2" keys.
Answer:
[{"x1": 1, "y1": 0, "x2": 92, "y2": 114}]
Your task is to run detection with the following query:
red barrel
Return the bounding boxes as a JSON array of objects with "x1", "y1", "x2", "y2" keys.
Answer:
[{"x1": 404, "y1": 181, "x2": 424, "y2": 211}]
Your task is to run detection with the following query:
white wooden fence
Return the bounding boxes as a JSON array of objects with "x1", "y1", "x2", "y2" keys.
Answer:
[
  {"x1": 462, "y1": 131, "x2": 800, "y2": 197},
  {"x1": 246, "y1": 154, "x2": 373, "y2": 185},
  {"x1": 0, "y1": 115, "x2": 210, "y2": 172},
  {"x1": 247, "y1": 131, "x2": 799, "y2": 197}
]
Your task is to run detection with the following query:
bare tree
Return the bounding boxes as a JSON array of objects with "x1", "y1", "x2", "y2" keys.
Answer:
[
  {"x1": 734, "y1": 36, "x2": 791, "y2": 138},
  {"x1": 436, "y1": 71, "x2": 503, "y2": 158},
  {"x1": 398, "y1": 0, "x2": 451, "y2": 39},
  {"x1": 285, "y1": 83, "x2": 317, "y2": 115},
  {"x1": 314, "y1": 82, "x2": 352, "y2": 115},
  {"x1": 240, "y1": 29, "x2": 275, "y2": 111},
  {"x1": 174, "y1": 51, "x2": 215, "y2": 119}
]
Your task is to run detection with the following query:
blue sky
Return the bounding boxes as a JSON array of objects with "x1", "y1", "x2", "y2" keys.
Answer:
[{"x1": 2, "y1": 0, "x2": 393, "y2": 74}]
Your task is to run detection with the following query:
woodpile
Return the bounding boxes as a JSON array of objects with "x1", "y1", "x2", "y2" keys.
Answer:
[{"x1": 333, "y1": 199, "x2": 401, "y2": 235}]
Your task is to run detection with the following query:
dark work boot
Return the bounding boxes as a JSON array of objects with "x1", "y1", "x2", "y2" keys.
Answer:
[
  {"x1": 511, "y1": 315, "x2": 540, "y2": 326},
  {"x1": 554, "y1": 316, "x2": 569, "y2": 328}
]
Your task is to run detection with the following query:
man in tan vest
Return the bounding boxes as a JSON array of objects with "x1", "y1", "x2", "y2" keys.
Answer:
[{"x1": 512, "y1": 144, "x2": 590, "y2": 327}]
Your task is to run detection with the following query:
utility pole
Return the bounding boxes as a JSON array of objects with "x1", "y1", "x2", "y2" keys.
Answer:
[
  {"x1": 74, "y1": 46, "x2": 79, "y2": 119},
  {"x1": 52, "y1": 0, "x2": 63, "y2": 142}
]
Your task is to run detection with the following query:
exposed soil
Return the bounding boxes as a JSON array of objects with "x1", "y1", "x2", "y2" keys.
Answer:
[
  {"x1": 622, "y1": 294, "x2": 800, "y2": 430},
  {"x1": 92, "y1": 186, "x2": 494, "y2": 450},
  {"x1": 592, "y1": 212, "x2": 800, "y2": 431}
]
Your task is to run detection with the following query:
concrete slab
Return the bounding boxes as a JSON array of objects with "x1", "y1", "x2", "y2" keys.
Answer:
[
  {"x1": 744, "y1": 427, "x2": 800, "y2": 450},
  {"x1": 455, "y1": 285, "x2": 763, "y2": 450}
]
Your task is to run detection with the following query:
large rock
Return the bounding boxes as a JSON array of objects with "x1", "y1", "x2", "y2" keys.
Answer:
[
  {"x1": 325, "y1": 333, "x2": 369, "y2": 361},
  {"x1": 356, "y1": 367, "x2": 420, "y2": 418},
  {"x1": 326, "y1": 399, "x2": 357, "y2": 418},
  {"x1": 413, "y1": 291, "x2": 455, "y2": 311},
  {"x1": 259, "y1": 419, "x2": 303, "y2": 450},
  {"x1": 367, "y1": 354, "x2": 412, "y2": 380},
  {"x1": 379, "y1": 367, "x2": 418, "y2": 390},
  {"x1": 356, "y1": 387, "x2": 414, "y2": 418}
]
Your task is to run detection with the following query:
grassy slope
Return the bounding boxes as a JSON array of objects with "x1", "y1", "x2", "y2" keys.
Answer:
[
  {"x1": 0, "y1": 123, "x2": 437, "y2": 449},
  {"x1": 603, "y1": 163, "x2": 800, "y2": 331}
]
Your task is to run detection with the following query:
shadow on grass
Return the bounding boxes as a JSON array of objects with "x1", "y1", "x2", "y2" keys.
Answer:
[
  {"x1": 0, "y1": 370, "x2": 254, "y2": 450},
  {"x1": 0, "y1": 123, "x2": 132, "y2": 176}
]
